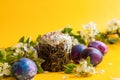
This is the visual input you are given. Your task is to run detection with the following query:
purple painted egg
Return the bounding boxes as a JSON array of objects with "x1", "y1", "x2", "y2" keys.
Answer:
[
  {"x1": 71, "y1": 44, "x2": 86, "y2": 64},
  {"x1": 88, "y1": 41, "x2": 108, "y2": 55},
  {"x1": 12, "y1": 58, "x2": 37, "y2": 80},
  {"x1": 80, "y1": 47, "x2": 103, "y2": 66}
]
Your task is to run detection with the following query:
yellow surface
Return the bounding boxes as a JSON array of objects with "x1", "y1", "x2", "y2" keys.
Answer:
[
  {"x1": 2, "y1": 43, "x2": 120, "y2": 80},
  {"x1": 1, "y1": 0, "x2": 120, "y2": 80}
]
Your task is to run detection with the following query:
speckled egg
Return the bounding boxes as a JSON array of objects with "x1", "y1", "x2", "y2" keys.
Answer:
[{"x1": 12, "y1": 58, "x2": 37, "y2": 80}]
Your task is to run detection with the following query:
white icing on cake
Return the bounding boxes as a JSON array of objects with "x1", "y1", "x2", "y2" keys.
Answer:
[{"x1": 40, "y1": 31, "x2": 72, "y2": 53}]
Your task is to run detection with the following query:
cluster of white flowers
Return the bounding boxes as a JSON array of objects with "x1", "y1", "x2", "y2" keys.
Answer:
[
  {"x1": 107, "y1": 18, "x2": 120, "y2": 32},
  {"x1": 0, "y1": 62, "x2": 11, "y2": 77},
  {"x1": 80, "y1": 22, "x2": 99, "y2": 43},
  {"x1": 71, "y1": 36, "x2": 79, "y2": 45},
  {"x1": 12, "y1": 42, "x2": 38, "y2": 59},
  {"x1": 75, "y1": 60, "x2": 96, "y2": 77}
]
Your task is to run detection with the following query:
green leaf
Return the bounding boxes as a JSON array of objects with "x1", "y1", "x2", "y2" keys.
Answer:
[
  {"x1": 64, "y1": 68, "x2": 73, "y2": 74},
  {"x1": 26, "y1": 37, "x2": 31, "y2": 44},
  {"x1": 19, "y1": 36, "x2": 25, "y2": 43},
  {"x1": 73, "y1": 35, "x2": 86, "y2": 44},
  {"x1": 36, "y1": 63, "x2": 44, "y2": 73},
  {"x1": 37, "y1": 58, "x2": 45, "y2": 64},
  {"x1": 61, "y1": 27, "x2": 72, "y2": 34},
  {"x1": 36, "y1": 35, "x2": 41, "y2": 42},
  {"x1": 34, "y1": 59, "x2": 45, "y2": 73},
  {"x1": 0, "y1": 49, "x2": 6, "y2": 61},
  {"x1": 86, "y1": 56, "x2": 91, "y2": 66},
  {"x1": 65, "y1": 63, "x2": 76, "y2": 69},
  {"x1": 64, "y1": 63, "x2": 76, "y2": 74},
  {"x1": 6, "y1": 55, "x2": 17, "y2": 64},
  {"x1": 30, "y1": 41, "x2": 37, "y2": 47},
  {"x1": 108, "y1": 38, "x2": 118, "y2": 44}
]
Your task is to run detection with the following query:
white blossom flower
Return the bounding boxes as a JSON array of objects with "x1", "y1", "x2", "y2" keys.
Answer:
[
  {"x1": 11, "y1": 42, "x2": 38, "y2": 58},
  {"x1": 75, "y1": 60, "x2": 96, "y2": 76},
  {"x1": 82, "y1": 22, "x2": 99, "y2": 33},
  {"x1": 0, "y1": 62, "x2": 11, "y2": 77},
  {"x1": 23, "y1": 44, "x2": 28, "y2": 51},
  {"x1": 82, "y1": 22, "x2": 98, "y2": 32},
  {"x1": 3, "y1": 68, "x2": 11, "y2": 76},
  {"x1": 81, "y1": 22, "x2": 99, "y2": 43},
  {"x1": 15, "y1": 48, "x2": 22, "y2": 53},
  {"x1": 13, "y1": 52, "x2": 18, "y2": 56},
  {"x1": 2, "y1": 63, "x2": 10, "y2": 70},
  {"x1": 85, "y1": 66, "x2": 96, "y2": 74},
  {"x1": 107, "y1": 18, "x2": 120, "y2": 32},
  {"x1": 71, "y1": 36, "x2": 79, "y2": 45},
  {"x1": 79, "y1": 31, "x2": 86, "y2": 39},
  {"x1": 13, "y1": 42, "x2": 24, "y2": 48}
]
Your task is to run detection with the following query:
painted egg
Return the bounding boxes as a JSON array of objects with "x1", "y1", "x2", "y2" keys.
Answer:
[
  {"x1": 80, "y1": 47, "x2": 103, "y2": 66},
  {"x1": 88, "y1": 41, "x2": 108, "y2": 55},
  {"x1": 71, "y1": 44, "x2": 86, "y2": 64},
  {"x1": 12, "y1": 58, "x2": 37, "y2": 80}
]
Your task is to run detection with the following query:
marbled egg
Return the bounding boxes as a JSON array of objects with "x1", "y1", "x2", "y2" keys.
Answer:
[{"x1": 12, "y1": 58, "x2": 37, "y2": 80}]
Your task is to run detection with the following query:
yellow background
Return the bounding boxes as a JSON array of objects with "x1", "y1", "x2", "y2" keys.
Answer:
[
  {"x1": 1, "y1": 0, "x2": 120, "y2": 80},
  {"x1": 1, "y1": 0, "x2": 120, "y2": 47}
]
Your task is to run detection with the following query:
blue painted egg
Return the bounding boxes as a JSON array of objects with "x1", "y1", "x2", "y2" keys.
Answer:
[
  {"x1": 12, "y1": 58, "x2": 37, "y2": 80},
  {"x1": 71, "y1": 44, "x2": 86, "y2": 64}
]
